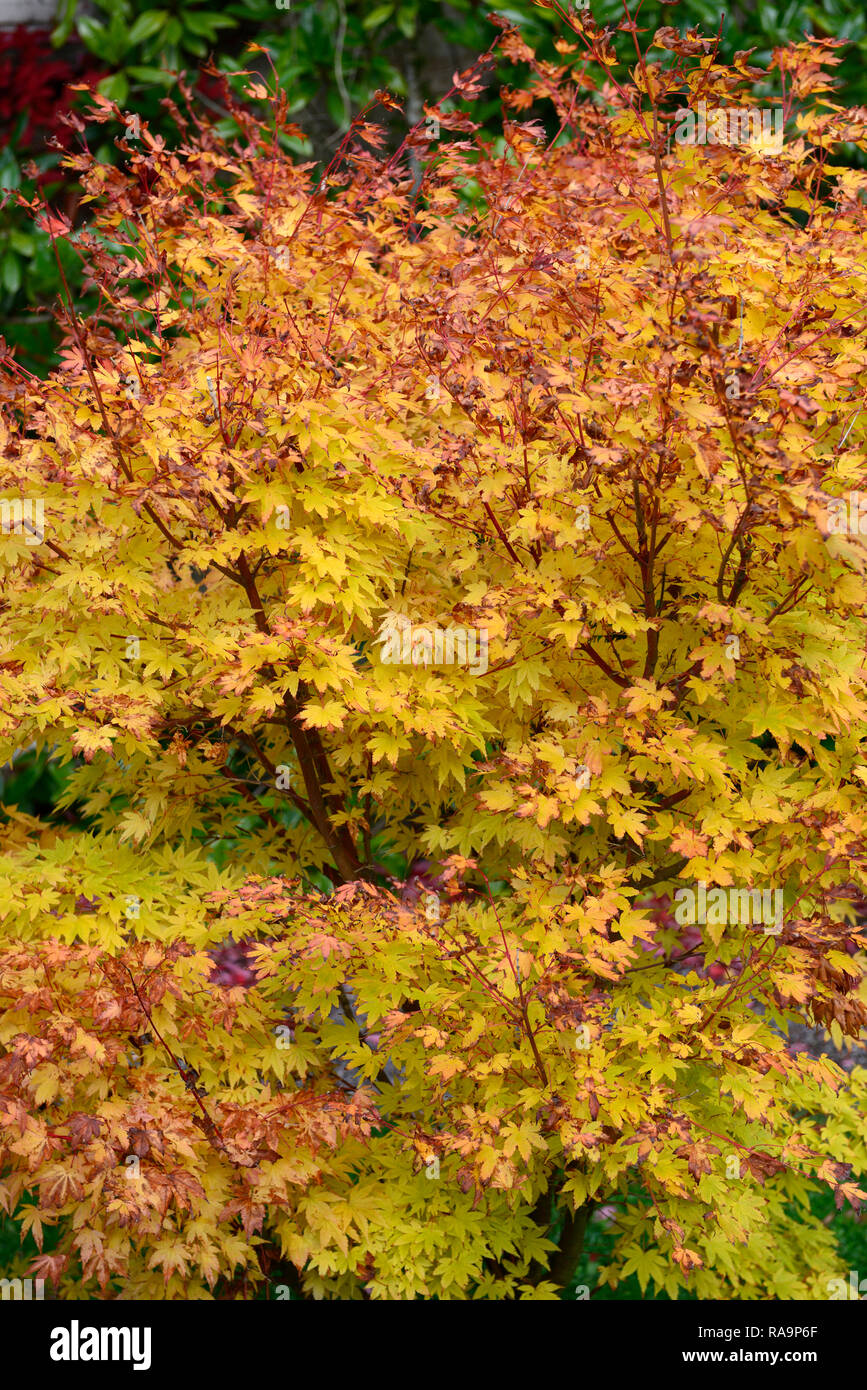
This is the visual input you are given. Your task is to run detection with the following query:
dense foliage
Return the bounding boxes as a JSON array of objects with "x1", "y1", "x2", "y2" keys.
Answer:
[
  {"x1": 5, "y1": 0, "x2": 867, "y2": 374},
  {"x1": 1, "y1": 10, "x2": 866, "y2": 1300}
]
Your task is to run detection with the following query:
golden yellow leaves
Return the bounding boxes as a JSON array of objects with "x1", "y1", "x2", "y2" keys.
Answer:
[
  {"x1": 428, "y1": 1055, "x2": 464, "y2": 1081},
  {"x1": 615, "y1": 909, "x2": 654, "y2": 946},
  {"x1": 69, "y1": 1028, "x2": 107, "y2": 1064},
  {"x1": 514, "y1": 789, "x2": 562, "y2": 828},
  {"x1": 69, "y1": 726, "x2": 119, "y2": 761},
  {"x1": 622, "y1": 680, "x2": 675, "y2": 718},
  {"x1": 300, "y1": 700, "x2": 347, "y2": 731},
  {"x1": 30, "y1": 1065, "x2": 62, "y2": 1107},
  {"x1": 5, "y1": 23, "x2": 867, "y2": 1305}
]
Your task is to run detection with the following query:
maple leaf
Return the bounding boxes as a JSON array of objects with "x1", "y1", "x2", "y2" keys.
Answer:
[
  {"x1": 669, "y1": 827, "x2": 709, "y2": 859},
  {"x1": 304, "y1": 933, "x2": 349, "y2": 961},
  {"x1": 672, "y1": 1246, "x2": 703, "y2": 1274},
  {"x1": 28, "y1": 1251, "x2": 68, "y2": 1286},
  {"x1": 35, "y1": 209, "x2": 71, "y2": 238}
]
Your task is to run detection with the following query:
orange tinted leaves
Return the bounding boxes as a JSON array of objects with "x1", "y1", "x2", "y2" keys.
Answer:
[{"x1": 304, "y1": 933, "x2": 350, "y2": 961}]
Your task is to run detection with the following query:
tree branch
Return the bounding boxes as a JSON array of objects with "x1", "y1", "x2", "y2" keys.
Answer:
[{"x1": 547, "y1": 1200, "x2": 595, "y2": 1291}]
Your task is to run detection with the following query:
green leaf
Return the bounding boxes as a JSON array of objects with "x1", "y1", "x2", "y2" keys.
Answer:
[
  {"x1": 8, "y1": 231, "x2": 34, "y2": 257},
  {"x1": 326, "y1": 86, "x2": 350, "y2": 128},
  {"x1": 184, "y1": 11, "x2": 237, "y2": 37},
  {"x1": 361, "y1": 4, "x2": 394, "y2": 30},
  {"x1": 97, "y1": 73, "x2": 129, "y2": 104},
  {"x1": 0, "y1": 147, "x2": 21, "y2": 192},
  {"x1": 107, "y1": 6, "x2": 130, "y2": 56},
  {"x1": 76, "y1": 15, "x2": 108, "y2": 52},
  {"x1": 396, "y1": 4, "x2": 417, "y2": 38},
  {"x1": 2, "y1": 253, "x2": 21, "y2": 296},
  {"x1": 51, "y1": 0, "x2": 80, "y2": 49},
  {"x1": 126, "y1": 66, "x2": 176, "y2": 86},
  {"x1": 126, "y1": 10, "x2": 169, "y2": 46}
]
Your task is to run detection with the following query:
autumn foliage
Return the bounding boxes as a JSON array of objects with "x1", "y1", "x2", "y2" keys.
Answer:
[{"x1": 1, "y1": 9, "x2": 867, "y2": 1299}]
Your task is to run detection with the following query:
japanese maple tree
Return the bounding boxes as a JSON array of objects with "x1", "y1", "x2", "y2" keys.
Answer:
[{"x1": 0, "y1": 8, "x2": 866, "y2": 1299}]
